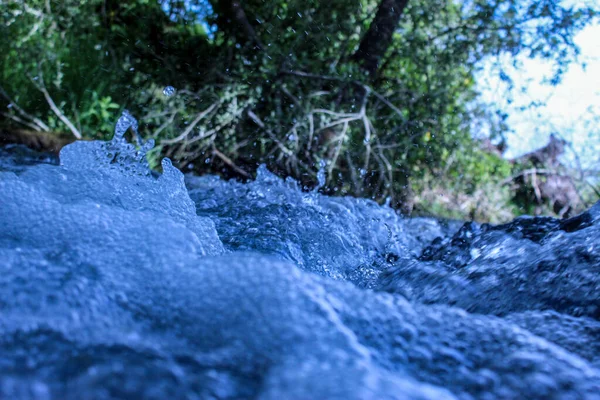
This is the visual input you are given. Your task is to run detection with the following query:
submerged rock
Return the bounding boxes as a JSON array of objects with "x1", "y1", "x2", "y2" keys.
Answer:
[
  {"x1": 0, "y1": 115, "x2": 599, "y2": 399},
  {"x1": 0, "y1": 144, "x2": 58, "y2": 173},
  {"x1": 380, "y1": 210, "x2": 600, "y2": 319}
]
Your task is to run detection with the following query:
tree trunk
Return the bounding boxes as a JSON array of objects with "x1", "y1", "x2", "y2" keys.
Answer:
[
  {"x1": 352, "y1": 0, "x2": 409, "y2": 76},
  {"x1": 211, "y1": 0, "x2": 263, "y2": 49}
]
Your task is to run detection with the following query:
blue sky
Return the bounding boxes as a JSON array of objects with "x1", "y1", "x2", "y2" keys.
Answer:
[{"x1": 477, "y1": 23, "x2": 600, "y2": 169}]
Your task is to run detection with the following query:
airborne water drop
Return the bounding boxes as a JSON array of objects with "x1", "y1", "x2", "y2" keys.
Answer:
[
  {"x1": 163, "y1": 86, "x2": 176, "y2": 97},
  {"x1": 114, "y1": 110, "x2": 139, "y2": 142},
  {"x1": 314, "y1": 160, "x2": 327, "y2": 192}
]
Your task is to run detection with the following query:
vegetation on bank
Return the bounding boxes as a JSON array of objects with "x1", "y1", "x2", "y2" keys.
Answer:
[{"x1": 1, "y1": 0, "x2": 598, "y2": 222}]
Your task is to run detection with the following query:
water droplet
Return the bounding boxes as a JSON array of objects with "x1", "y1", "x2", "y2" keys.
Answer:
[
  {"x1": 114, "y1": 110, "x2": 139, "y2": 142},
  {"x1": 163, "y1": 86, "x2": 176, "y2": 97},
  {"x1": 315, "y1": 160, "x2": 327, "y2": 192},
  {"x1": 138, "y1": 139, "x2": 155, "y2": 158},
  {"x1": 144, "y1": 138, "x2": 155, "y2": 150}
]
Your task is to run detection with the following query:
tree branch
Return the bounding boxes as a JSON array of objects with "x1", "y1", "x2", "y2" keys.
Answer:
[
  {"x1": 212, "y1": 146, "x2": 250, "y2": 178},
  {"x1": 0, "y1": 85, "x2": 50, "y2": 131},
  {"x1": 29, "y1": 74, "x2": 81, "y2": 139}
]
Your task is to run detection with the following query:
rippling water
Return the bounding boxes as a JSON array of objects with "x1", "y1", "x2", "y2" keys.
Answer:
[{"x1": 1, "y1": 117, "x2": 599, "y2": 399}]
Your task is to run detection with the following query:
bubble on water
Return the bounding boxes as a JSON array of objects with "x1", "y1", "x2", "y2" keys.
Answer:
[{"x1": 163, "y1": 86, "x2": 176, "y2": 97}]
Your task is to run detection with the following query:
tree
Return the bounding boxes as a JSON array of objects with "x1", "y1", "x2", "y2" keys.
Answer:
[
  {"x1": 1, "y1": 0, "x2": 597, "y2": 218},
  {"x1": 352, "y1": 0, "x2": 410, "y2": 75}
]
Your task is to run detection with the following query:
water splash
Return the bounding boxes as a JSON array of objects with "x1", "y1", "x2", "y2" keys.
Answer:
[
  {"x1": 1, "y1": 113, "x2": 600, "y2": 398},
  {"x1": 163, "y1": 85, "x2": 176, "y2": 97},
  {"x1": 59, "y1": 110, "x2": 157, "y2": 178},
  {"x1": 114, "y1": 109, "x2": 142, "y2": 144},
  {"x1": 314, "y1": 159, "x2": 327, "y2": 192},
  {"x1": 136, "y1": 138, "x2": 155, "y2": 163}
]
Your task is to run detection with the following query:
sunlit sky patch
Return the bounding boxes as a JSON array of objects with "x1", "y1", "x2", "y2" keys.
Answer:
[{"x1": 477, "y1": 23, "x2": 600, "y2": 169}]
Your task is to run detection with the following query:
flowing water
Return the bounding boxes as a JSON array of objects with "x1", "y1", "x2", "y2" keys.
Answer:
[{"x1": 1, "y1": 113, "x2": 599, "y2": 399}]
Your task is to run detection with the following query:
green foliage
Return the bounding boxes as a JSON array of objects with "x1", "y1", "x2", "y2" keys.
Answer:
[
  {"x1": 79, "y1": 94, "x2": 121, "y2": 139},
  {"x1": 1, "y1": 0, "x2": 597, "y2": 219},
  {"x1": 0, "y1": 0, "x2": 212, "y2": 137},
  {"x1": 412, "y1": 143, "x2": 516, "y2": 223}
]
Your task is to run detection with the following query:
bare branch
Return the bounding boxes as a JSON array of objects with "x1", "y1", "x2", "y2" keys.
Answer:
[
  {"x1": 212, "y1": 147, "x2": 250, "y2": 178},
  {"x1": 282, "y1": 70, "x2": 349, "y2": 82},
  {"x1": 248, "y1": 110, "x2": 294, "y2": 156},
  {"x1": 161, "y1": 101, "x2": 219, "y2": 144},
  {"x1": 0, "y1": 85, "x2": 50, "y2": 131},
  {"x1": 307, "y1": 113, "x2": 314, "y2": 151},
  {"x1": 151, "y1": 111, "x2": 178, "y2": 138},
  {"x1": 312, "y1": 109, "x2": 357, "y2": 118},
  {"x1": 316, "y1": 116, "x2": 361, "y2": 132},
  {"x1": 501, "y1": 168, "x2": 573, "y2": 185},
  {"x1": 28, "y1": 75, "x2": 81, "y2": 139},
  {"x1": 0, "y1": 112, "x2": 43, "y2": 132},
  {"x1": 359, "y1": 88, "x2": 372, "y2": 170},
  {"x1": 371, "y1": 89, "x2": 405, "y2": 119},
  {"x1": 327, "y1": 121, "x2": 348, "y2": 177}
]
